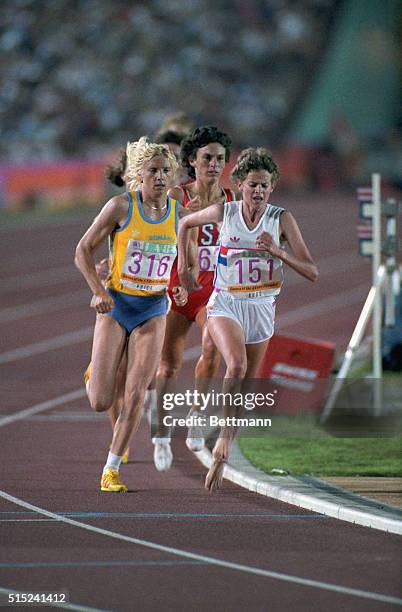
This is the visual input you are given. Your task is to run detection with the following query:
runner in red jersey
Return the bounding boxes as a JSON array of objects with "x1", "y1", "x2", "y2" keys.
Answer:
[
  {"x1": 152, "y1": 126, "x2": 240, "y2": 470},
  {"x1": 168, "y1": 185, "x2": 234, "y2": 320}
]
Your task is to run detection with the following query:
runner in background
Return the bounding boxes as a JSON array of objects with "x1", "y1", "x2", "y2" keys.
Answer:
[
  {"x1": 178, "y1": 146, "x2": 318, "y2": 491},
  {"x1": 152, "y1": 126, "x2": 239, "y2": 471},
  {"x1": 155, "y1": 129, "x2": 191, "y2": 184},
  {"x1": 156, "y1": 112, "x2": 195, "y2": 138},
  {"x1": 75, "y1": 137, "x2": 187, "y2": 492}
]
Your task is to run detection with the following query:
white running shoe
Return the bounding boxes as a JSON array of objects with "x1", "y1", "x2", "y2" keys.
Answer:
[
  {"x1": 152, "y1": 437, "x2": 173, "y2": 471},
  {"x1": 185, "y1": 412, "x2": 205, "y2": 452}
]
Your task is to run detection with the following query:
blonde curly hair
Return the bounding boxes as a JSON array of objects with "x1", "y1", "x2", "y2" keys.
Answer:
[{"x1": 125, "y1": 136, "x2": 179, "y2": 189}]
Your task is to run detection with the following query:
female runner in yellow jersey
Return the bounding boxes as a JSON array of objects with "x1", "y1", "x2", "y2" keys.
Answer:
[
  {"x1": 85, "y1": 128, "x2": 192, "y2": 465},
  {"x1": 75, "y1": 137, "x2": 188, "y2": 492}
]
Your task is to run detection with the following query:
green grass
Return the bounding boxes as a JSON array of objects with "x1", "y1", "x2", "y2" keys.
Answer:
[
  {"x1": 239, "y1": 421, "x2": 402, "y2": 477},
  {"x1": 239, "y1": 371, "x2": 402, "y2": 477}
]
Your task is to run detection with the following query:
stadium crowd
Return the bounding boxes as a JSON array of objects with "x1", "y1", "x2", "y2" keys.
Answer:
[{"x1": 0, "y1": 0, "x2": 338, "y2": 161}]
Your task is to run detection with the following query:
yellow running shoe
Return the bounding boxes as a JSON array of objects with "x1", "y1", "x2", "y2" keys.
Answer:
[
  {"x1": 121, "y1": 449, "x2": 130, "y2": 464},
  {"x1": 84, "y1": 362, "x2": 91, "y2": 386},
  {"x1": 100, "y1": 469, "x2": 128, "y2": 492}
]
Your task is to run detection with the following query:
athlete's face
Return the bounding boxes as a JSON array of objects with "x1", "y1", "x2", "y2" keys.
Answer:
[
  {"x1": 141, "y1": 155, "x2": 175, "y2": 195},
  {"x1": 190, "y1": 143, "x2": 226, "y2": 181},
  {"x1": 240, "y1": 170, "x2": 275, "y2": 208}
]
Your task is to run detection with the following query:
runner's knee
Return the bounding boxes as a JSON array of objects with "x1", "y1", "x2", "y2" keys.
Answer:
[
  {"x1": 89, "y1": 390, "x2": 114, "y2": 413},
  {"x1": 226, "y1": 358, "x2": 247, "y2": 379},
  {"x1": 196, "y1": 351, "x2": 220, "y2": 379},
  {"x1": 201, "y1": 336, "x2": 219, "y2": 362}
]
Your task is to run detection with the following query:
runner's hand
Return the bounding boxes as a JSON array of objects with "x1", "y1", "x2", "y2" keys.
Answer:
[
  {"x1": 256, "y1": 232, "x2": 280, "y2": 257},
  {"x1": 172, "y1": 286, "x2": 188, "y2": 307},
  {"x1": 178, "y1": 268, "x2": 202, "y2": 293},
  {"x1": 90, "y1": 289, "x2": 114, "y2": 313}
]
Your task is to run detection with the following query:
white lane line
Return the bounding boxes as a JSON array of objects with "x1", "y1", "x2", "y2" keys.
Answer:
[
  {"x1": 0, "y1": 327, "x2": 93, "y2": 365},
  {"x1": 0, "y1": 328, "x2": 198, "y2": 366},
  {"x1": 0, "y1": 586, "x2": 109, "y2": 611},
  {"x1": 0, "y1": 491, "x2": 401, "y2": 606},
  {"x1": 278, "y1": 284, "x2": 367, "y2": 329},
  {"x1": 2, "y1": 265, "x2": 78, "y2": 293},
  {"x1": 0, "y1": 345, "x2": 198, "y2": 428},
  {"x1": 0, "y1": 290, "x2": 89, "y2": 323},
  {"x1": 25, "y1": 412, "x2": 106, "y2": 422},
  {"x1": 0, "y1": 519, "x2": 56, "y2": 522},
  {"x1": 0, "y1": 390, "x2": 87, "y2": 428},
  {"x1": 0, "y1": 282, "x2": 369, "y2": 365}
]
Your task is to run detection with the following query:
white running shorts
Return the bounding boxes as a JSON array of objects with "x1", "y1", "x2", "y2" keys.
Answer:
[{"x1": 207, "y1": 290, "x2": 276, "y2": 344}]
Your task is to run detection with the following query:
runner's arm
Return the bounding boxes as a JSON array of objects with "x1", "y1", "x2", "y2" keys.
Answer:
[
  {"x1": 74, "y1": 195, "x2": 129, "y2": 311},
  {"x1": 177, "y1": 204, "x2": 224, "y2": 290},
  {"x1": 256, "y1": 211, "x2": 318, "y2": 282}
]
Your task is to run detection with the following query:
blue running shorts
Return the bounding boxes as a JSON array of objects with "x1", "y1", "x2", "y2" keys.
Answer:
[{"x1": 107, "y1": 289, "x2": 168, "y2": 334}]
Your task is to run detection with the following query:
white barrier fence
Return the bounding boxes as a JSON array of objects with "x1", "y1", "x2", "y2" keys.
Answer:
[{"x1": 321, "y1": 174, "x2": 400, "y2": 423}]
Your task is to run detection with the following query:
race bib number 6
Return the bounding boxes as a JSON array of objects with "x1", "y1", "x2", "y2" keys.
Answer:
[{"x1": 198, "y1": 246, "x2": 220, "y2": 272}]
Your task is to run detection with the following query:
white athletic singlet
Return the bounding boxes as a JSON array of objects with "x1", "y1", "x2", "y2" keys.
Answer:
[{"x1": 214, "y1": 200, "x2": 285, "y2": 298}]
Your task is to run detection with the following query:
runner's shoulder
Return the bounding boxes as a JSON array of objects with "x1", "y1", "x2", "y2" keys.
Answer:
[{"x1": 98, "y1": 193, "x2": 130, "y2": 227}]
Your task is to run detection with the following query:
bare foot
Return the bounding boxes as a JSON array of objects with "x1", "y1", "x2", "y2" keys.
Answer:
[
  {"x1": 205, "y1": 457, "x2": 226, "y2": 492},
  {"x1": 213, "y1": 437, "x2": 230, "y2": 462},
  {"x1": 204, "y1": 438, "x2": 230, "y2": 492}
]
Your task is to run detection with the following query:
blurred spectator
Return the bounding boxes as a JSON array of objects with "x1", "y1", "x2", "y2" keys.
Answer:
[
  {"x1": 329, "y1": 111, "x2": 362, "y2": 188},
  {"x1": 363, "y1": 123, "x2": 402, "y2": 191},
  {"x1": 156, "y1": 113, "x2": 194, "y2": 137},
  {"x1": 0, "y1": 0, "x2": 338, "y2": 161}
]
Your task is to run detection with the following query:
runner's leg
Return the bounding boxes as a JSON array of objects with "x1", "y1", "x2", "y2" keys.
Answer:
[
  {"x1": 108, "y1": 349, "x2": 130, "y2": 462},
  {"x1": 205, "y1": 316, "x2": 247, "y2": 490},
  {"x1": 153, "y1": 309, "x2": 193, "y2": 471},
  {"x1": 87, "y1": 315, "x2": 127, "y2": 413},
  {"x1": 155, "y1": 309, "x2": 192, "y2": 436},
  {"x1": 110, "y1": 315, "x2": 167, "y2": 457},
  {"x1": 186, "y1": 307, "x2": 220, "y2": 451}
]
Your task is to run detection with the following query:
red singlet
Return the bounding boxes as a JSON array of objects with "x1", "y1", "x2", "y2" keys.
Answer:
[{"x1": 168, "y1": 184, "x2": 235, "y2": 321}]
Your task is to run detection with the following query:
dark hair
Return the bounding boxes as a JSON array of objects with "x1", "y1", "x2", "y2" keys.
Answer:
[
  {"x1": 180, "y1": 126, "x2": 232, "y2": 179},
  {"x1": 231, "y1": 147, "x2": 280, "y2": 185},
  {"x1": 105, "y1": 149, "x2": 127, "y2": 187},
  {"x1": 154, "y1": 129, "x2": 187, "y2": 146}
]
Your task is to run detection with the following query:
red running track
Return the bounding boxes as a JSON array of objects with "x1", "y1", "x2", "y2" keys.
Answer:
[{"x1": 0, "y1": 195, "x2": 401, "y2": 611}]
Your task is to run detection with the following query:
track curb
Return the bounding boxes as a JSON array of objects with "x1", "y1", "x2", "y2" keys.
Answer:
[{"x1": 194, "y1": 442, "x2": 402, "y2": 535}]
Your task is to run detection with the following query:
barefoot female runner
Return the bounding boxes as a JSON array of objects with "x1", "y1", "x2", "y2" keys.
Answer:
[{"x1": 178, "y1": 146, "x2": 318, "y2": 491}]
